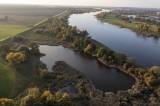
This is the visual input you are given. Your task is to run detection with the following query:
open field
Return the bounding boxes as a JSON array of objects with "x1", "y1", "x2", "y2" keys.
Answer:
[
  {"x1": 0, "y1": 5, "x2": 68, "y2": 41},
  {"x1": 0, "y1": 24, "x2": 27, "y2": 40},
  {"x1": 0, "y1": 5, "x2": 67, "y2": 27}
]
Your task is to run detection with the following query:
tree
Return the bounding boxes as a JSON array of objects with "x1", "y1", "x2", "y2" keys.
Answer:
[
  {"x1": 30, "y1": 42, "x2": 40, "y2": 55},
  {"x1": 96, "y1": 47, "x2": 105, "y2": 58},
  {"x1": 84, "y1": 44, "x2": 94, "y2": 55},
  {"x1": 138, "y1": 24, "x2": 151, "y2": 32},
  {"x1": 0, "y1": 98, "x2": 15, "y2": 106},
  {"x1": 79, "y1": 30, "x2": 88, "y2": 36},
  {"x1": 6, "y1": 52, "x2": 26, "y2": 64},
  {"x1": 158, "y1": 27, "x2": 160, "y2": 33}
]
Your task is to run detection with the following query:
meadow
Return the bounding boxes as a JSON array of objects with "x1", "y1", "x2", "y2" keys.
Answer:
[
  {"x1": 0, "y1": 5, "x2": 67, "y2": 41},
  {"x1": 0, "y1": 25, "x2": 27, "y2": 40}
]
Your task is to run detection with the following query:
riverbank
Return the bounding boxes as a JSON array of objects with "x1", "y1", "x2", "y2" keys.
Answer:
[{"x1": 96, "y1": 12, "x2": 160, "y2": 38}]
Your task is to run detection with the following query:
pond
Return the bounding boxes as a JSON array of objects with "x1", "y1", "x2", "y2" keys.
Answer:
[
  {"x1": 68, "y1": 11, "x2": 160, "y2": 67},
  {"x1": 40, "y1": 45, "x2": 135, "y2": 92}
]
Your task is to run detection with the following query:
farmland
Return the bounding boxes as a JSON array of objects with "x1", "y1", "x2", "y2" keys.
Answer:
[{"x1": 0, "y1": 4, "x2": 67, "y2": 40}]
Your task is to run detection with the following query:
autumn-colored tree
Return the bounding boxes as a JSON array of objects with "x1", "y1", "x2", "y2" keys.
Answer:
[
  {"x1": 84, "y1": 44, "x2": 94, "y2": 55},
  {"x1": 0, "y1": 98, "x2": 15, "y2": 106},
  {"x1": 6, "y1": 52, "x2": 26, "y2": 64}
]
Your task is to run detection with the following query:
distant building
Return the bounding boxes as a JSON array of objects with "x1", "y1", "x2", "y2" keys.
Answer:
[
  {"x1": 139, "y1": 15, "x2": 160, "y2": 23},
  {"x1": 157, "y1": 12, "x2": 160, "y2": 15},
  {"x1": 122, "y1": 15, "x2": 137, "y2": 19}
]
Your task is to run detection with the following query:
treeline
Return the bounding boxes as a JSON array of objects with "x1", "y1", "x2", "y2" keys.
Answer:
[
  {"x1": 96, "y1": 12, "x2": 160, "y2": 37},
  {"x1": 38, "y1": 16, "x2": 160, "y2": 88},
  {"x1": 35, "y1": 17, "x2": 136, "y2": 68}
]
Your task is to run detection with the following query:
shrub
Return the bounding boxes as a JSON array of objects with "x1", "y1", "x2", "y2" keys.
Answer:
[
  {"x1": 6, "y1": 52, "x2": 26, "y2": 64},
  {"x1": 144, "y1": 66, "x2": 160, "y2": 87},
  {"x1": 84, "y1": 44, "x2": 94, "y2": 56},
  {"x1": 0, "y1": 98, "x2": 15, "y2": 106},
  {"x1": 96, "y1": 47, "x2": 105, "y2": 58}
]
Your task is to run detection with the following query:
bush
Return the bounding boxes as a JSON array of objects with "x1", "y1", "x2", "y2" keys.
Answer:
[
  {"x1": 96, "y1": 47, "x2": 105, "y2": 58},
  {"x1": 0, "y1": 98, "x2": 15, "y2": 106},
  {"x1": 6, "y1": 52, "x2": 26, "y2": 64},
  {"x1": 84, "y1": 44, "x2": 94, "y2": 56},
  {"x1": 144, "y1": 66, "x2": 160, "y2": 87}
]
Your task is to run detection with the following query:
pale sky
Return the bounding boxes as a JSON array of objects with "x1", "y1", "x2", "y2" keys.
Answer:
[{"x1": 0, "y1": 0, "x2": 160, "y2": 8}]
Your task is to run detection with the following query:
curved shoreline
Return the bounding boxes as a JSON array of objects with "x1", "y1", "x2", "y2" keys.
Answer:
[{"x1": 96, "y1": 16, "x2": 160, "y2": 38}]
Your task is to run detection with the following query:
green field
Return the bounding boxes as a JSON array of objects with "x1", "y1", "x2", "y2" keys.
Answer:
[
  {"x1": 104, "y1": 17, "x2": 138, "y2": 29},
  {"x1": 0, "y1": 24, "x2": 27, "y2": 40},
  {"x1": 100, "y1": 16, "x2": 160, "y2": 37}
]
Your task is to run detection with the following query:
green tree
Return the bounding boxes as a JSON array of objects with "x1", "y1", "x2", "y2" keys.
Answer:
[{"x1": 30, "y1": 42, "x2": 40, "y2": 55}]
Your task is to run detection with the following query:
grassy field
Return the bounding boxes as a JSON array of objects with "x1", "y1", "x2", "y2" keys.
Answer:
[
  {"x1": 0, "y1": 24, "x2": 27, "y2": 40},
  {"x1": 0, "y1": 5, "x2": 67, "y2": 27},
  {"x1": 0, "y1": 57, "x2": 16, "y2": 97},
  {"x1": 101, "y1": 16, "x2": 160, "y2": 36},
  {"x1": 103, "y1": 17, "x2": 138, "y2": 29},
  {"x1": 0, "y1": 5, "x2": 68, "y2": 41}
]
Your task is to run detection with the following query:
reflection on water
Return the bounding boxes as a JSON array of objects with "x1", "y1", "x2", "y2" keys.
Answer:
[
  {"x1": 68, "y1": 11, "x2": 160, "y2": 67},
  {"x1": 40, "y1": 45, "x2": 135, "y2": 92}
]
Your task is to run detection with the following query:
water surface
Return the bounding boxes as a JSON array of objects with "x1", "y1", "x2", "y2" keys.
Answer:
[
  {"x1": 68, "y1": 11, "x2": 160, "y2": 67},
  {"x1": 40, "y1": 45, "x2": 135, "y2": 92}
]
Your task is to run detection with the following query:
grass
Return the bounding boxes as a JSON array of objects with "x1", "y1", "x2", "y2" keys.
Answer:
[
  {"x1": 102, "y1": 16, "x2": 159, "y2": 35},
  {"x1": 0, "y1": 24, "x2": 27, "y2": 40},
  {"x1": 0, "y1": 57, "x2": 16, "y2": 98},
  {"x1": 103, "y1": 17, "x2": 138, "y2": 30}
]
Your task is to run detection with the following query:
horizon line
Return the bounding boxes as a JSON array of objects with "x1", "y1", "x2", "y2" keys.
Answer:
[{"x1": 0, "y1": 3, "x2": 160, "y2": 9}]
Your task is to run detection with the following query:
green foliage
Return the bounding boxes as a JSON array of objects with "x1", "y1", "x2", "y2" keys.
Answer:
[
  {"x1": 96, "y1": 47, "x2": 105, "y2": 58},
  {"x1": 30, "y1": 42, "x2": 40, "y2": 55},
  {"x1": 0, "y1": 62, "x2": 15, "y2": 97},
  {"x1": 113, "y1": 53, "x2": 126, "y2": 65}
]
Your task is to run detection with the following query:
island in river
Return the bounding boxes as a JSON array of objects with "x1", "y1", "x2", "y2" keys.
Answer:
[{"x1": 0, "y1": 8, "x2": 160, "y2": 106}]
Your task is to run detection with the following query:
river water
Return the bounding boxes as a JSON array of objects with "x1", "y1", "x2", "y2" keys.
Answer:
[
  {"x1": 40, "y1": 45, "x2": 135, "y2": 92},
  {"x1": 68, "y1": 11, "x2": 160, "y2": 67}
]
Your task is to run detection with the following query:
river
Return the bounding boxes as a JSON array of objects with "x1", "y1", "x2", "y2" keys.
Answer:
[{"x1": 68, "y1": 11, "x2": 160, "y2": 67}]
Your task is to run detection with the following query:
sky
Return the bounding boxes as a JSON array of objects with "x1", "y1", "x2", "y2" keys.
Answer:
[{"x1": 0, "y1": 0, "x2": 160, "y2": 8}]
